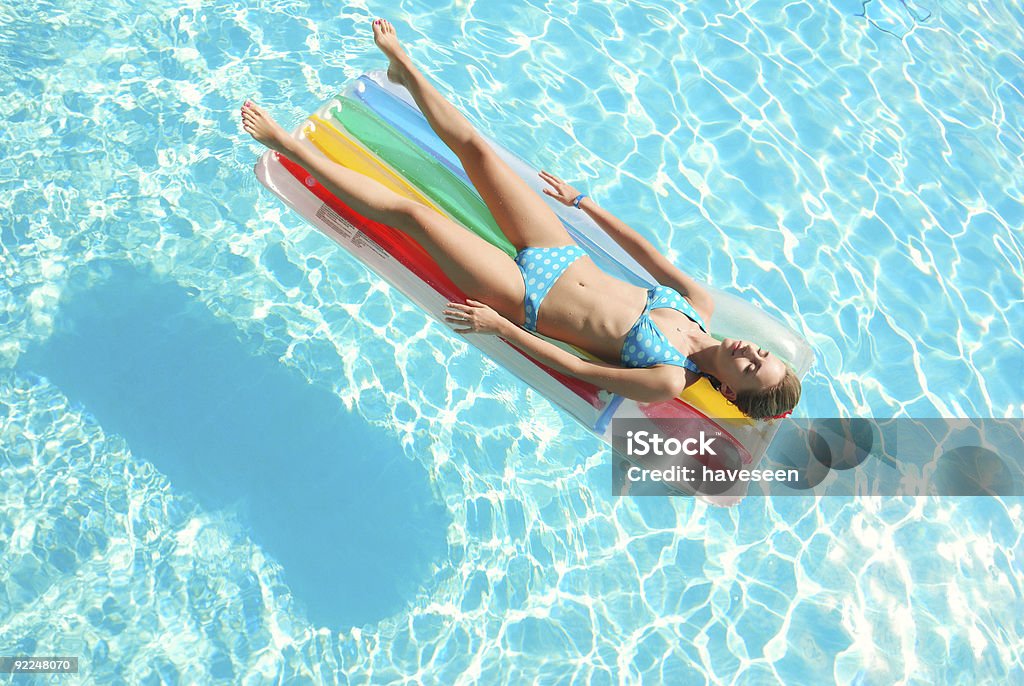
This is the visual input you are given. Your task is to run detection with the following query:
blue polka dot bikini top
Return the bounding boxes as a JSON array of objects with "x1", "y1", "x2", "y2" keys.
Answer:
[{"x1": 620, "y1": 285, "x2": 707, "y2": 373}]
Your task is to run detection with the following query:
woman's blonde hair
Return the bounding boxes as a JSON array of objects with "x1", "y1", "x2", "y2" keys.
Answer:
[{"x1": 732, "y1": 366, "x2": 802, "y2": 420}]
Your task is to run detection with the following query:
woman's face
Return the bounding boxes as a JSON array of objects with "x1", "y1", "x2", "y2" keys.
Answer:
[{"x1": 715, "y1": 338, "x2": 787, "y2": 398}]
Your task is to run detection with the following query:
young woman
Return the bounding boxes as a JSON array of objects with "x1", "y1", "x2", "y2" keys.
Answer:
[{"x1": 241, "y1": 19, "x2": 800, "y2": 419}]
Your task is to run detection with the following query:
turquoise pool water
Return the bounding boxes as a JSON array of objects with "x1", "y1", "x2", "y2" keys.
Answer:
[{"x1": 2, "y1": 0, "x2": 1022, "y2": 683}]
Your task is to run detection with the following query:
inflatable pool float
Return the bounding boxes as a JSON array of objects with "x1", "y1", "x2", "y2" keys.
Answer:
[{"x1": 253, "y1": 71, "x2": 814, "y2": 504}]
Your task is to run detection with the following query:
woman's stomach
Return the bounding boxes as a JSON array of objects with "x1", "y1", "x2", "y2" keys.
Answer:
[{"x1": 533, "y1": 257, "x2": 648, "y2": 363}]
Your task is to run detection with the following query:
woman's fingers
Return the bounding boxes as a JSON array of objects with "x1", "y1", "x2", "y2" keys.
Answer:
[
  {"x1": 538, "y1": 171, "x2": 576, "y2": 205},
  {"x1": 445, "y1": 312, "x2": 475, "y2": 333},
  {"x1": 539, "y1": 170, "x2": 561, "y2": 186},
  {"x1": 444, "y1": 299, "x2": 501, "y2": 336},
  {"x1": 445, "y1": 302, "x2": 475, "y2": 329}
]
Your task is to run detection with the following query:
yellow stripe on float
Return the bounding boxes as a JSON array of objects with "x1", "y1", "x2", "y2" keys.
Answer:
[
  {"x1": 301, "y1": 116, "x2": 447, "y2": 216},
  {"x1": 682, "y1": 379, "x2": 749, "y2": 420}
]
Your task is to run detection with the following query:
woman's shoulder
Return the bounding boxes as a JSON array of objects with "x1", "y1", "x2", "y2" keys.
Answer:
[{"x1": 687, "y1": 296, "x2": 714, "y2": 328}]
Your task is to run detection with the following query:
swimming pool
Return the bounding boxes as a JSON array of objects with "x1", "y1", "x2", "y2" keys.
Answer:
[{"x1": 1, "y1": 0, "x2": 1022, "y2": 682}]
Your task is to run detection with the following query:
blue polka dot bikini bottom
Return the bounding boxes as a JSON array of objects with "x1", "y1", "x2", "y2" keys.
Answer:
[{"x1": 513, "y1": 244, "x2": 586, "y2": 331}]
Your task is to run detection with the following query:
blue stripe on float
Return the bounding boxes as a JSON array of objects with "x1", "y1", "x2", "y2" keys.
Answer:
[{"x1": 593, "y1": 394, "x2": 625, "y2": 434}]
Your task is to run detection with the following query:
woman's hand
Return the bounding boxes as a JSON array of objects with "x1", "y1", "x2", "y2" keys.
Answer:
[
  {"x1": 538, "y1": 170, "x2": 582, "y2": 206},
  {"x1": 443, "y1": 299, "x2": 508, "y2": 335}
]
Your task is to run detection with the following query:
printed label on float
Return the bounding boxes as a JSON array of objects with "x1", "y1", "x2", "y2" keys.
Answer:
[
  {"x1": 316, "y1": 203, "x2": 355, "y2": 239},
  {"x1": 316, "y1": 204, "x2": 388, "y2": 260}
]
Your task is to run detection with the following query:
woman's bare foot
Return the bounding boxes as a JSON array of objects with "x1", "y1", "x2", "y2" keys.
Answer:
[
  {"x1": 240, "y1": 100, "x2": 292, "y2": 155},
  {"x1": 372, "y1": 18, "x2": 412, "y2": 86}
]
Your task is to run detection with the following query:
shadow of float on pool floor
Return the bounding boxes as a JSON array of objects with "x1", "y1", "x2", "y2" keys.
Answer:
[{"x1": 18, "y1": 259, "x2": 449, "y2": 629}]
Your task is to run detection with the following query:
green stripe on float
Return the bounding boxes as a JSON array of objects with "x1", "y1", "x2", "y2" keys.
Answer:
[{"x1": 329, "y1": 96, "x2": 517, "y2": 257}]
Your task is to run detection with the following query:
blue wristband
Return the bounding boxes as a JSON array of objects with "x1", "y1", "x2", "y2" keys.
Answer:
[{"x1": 572, "y1": 193, "x2": 587, "y2": 209}]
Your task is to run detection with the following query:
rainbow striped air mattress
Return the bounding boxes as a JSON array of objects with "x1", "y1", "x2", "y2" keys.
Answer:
[{"x1": 253, "y1": 71, "x2": 814, "y2": 505}]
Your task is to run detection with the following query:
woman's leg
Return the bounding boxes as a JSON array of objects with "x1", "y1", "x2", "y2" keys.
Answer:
[
  {"x1": 241, "y1": 101, "x2": 527, "y2": 321},
  {"x1": 373, "y1": 19, "x2": 573, "y2": 252}
]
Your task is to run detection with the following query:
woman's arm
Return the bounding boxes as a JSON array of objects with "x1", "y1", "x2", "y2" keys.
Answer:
[
  {"x1": 497, "y1": 320, "x2": 685, "y2": 402},
  {"x1": 539, "y1": 171, "x2": 715, "y2": 321},
  {"x1": 445, "y1": 300, "x2": 685, "y2": 403}
]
